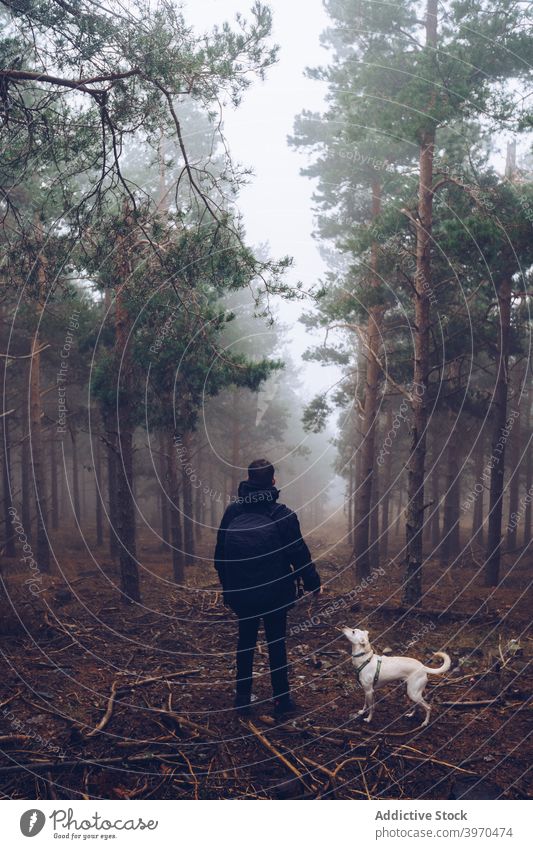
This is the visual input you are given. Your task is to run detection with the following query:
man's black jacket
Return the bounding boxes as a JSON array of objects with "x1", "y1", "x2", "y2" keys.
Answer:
[{"x1": 214, "y1": 480, "x2": 320, "y2": 616}]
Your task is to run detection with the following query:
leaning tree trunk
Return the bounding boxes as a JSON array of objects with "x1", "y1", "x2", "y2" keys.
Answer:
[
  {"x1": 403, "y1": 0, "x2": 437, "y2": 606},
  {"x1": 113, "y1": 209, "x2": 140, "y2": 603},
  {"x1": 353, "y1": 177, "x2": 382, "y2": 581},
  {"x1": 485, "y1": 276, "x2": 512, "y2": 587}
]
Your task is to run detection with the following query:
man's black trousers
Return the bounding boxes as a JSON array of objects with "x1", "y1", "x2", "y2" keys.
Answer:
[{"x1": 235, "y1": 609, "x2": 289, "y2": 700}]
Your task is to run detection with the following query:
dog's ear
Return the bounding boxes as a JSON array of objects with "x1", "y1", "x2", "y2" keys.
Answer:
[{"x1": 364, "y1": 630, "x2": 369, "y2": 639}]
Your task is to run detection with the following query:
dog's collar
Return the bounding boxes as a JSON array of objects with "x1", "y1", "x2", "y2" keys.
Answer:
[
  {"x1": 353, "y1": 650, "x2": 374, "y2": 678},
  {"x1": 353, "y1": 651, "x2": 382, "y2": 686}
]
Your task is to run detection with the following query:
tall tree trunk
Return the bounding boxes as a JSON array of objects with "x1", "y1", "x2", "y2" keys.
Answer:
[
  {"x1": 21, "y1": 430, "x2": 31, "y2": 536},
  {"x1": 70, "y1": 428, "x2": 81, "y2": 524},
  {"x1": 49, "y1": 430, "x2": 59, "y2": 531},
  {"x1": 440, "y1": 362, "x2": 461, "y2": 564},
  {"x1": 167, "y1": 431, "x2": 184, "y2": 584},
  {"x1": 523, "y1": 379, "x2": 532, "y2": 547},
  {"x1": 347, "y1": 460, "x2": 354, "y2": 544},
  {"x1": 506, "y1": 389, "x2": 521, "y2": 551},
  {"x1": 104, "y1": 408, "x2": 119, "y2": 558},
  {"x1": 471, "y1": 431, "x2": 485, "y2": 546},
  {"x1": 209, "y1": 465, "x2": 218, "y2": 529},
  {"x1": 2, "y1": 412, "x2": 16, "y2": 557},
  {"x1": 369, "y1": 424, "x2": 380, "y2": 570},
  {"x1": 158, "y1": 431, "x2": 170, "y2": 549},
  {"x1": 181, "y1": 430, "x2": 195, "y2": 563},
  {"x1": 30, "y1": 223, "x2": 50, "y2": 572},
  {"x1": 430, "y1": 463, "x2": 441, "y2": 550},
  {"x1": 95, "y1": 430, "x2": 104, "y2": 547},
  {"x1": 425, "y1": 431, "x2": 440, "y2": 549},
  {"x1": 230, "y1": 389, "x2": 241, "y2": 497},
  {"x1": 403, "y1": 0, "x2": 437, "y2": 606},
  {"x1": 380, "y1": 406, "x2": 392, "y2": 561},
  {"x1": 484, "y1": 276, "x2": 512, "y2": 586},
  {"x1": 114, "y1": 207, "x2": 140, "y2": 603},
  {"x1": 353, "y1": 177, "x2": 382, "y2": 580}
]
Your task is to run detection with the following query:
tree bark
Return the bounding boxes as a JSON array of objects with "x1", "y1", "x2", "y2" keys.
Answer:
[
  {"x1": 506, "y1": 386, "x2": 521, "y2": 551},
  {"x1": 49, "y1": 430, "x2": 59, "y2": 531},
  {"x1": 403, "y1": 0, "x2": 437, "y2": 606},
  {"x1": 21, "y1": 429, "x2": 31, "y2": 537},
  {"x1": 104, "y1": 408, "x2": 119, "y2": 558},
  {"x1": 2, "y1": 412, "x2": 16, "y2": 557},
  {"x1": 353, "y1": 177, "x2": 382, "y2": 580},
  {"x1": 523, "y1": 378, "x2": 532, "y2": 547},
  {"x1": 369, "y1": 423, "x2": 380, "y2": 570},
  {"x1": 380, "y1": 405, "x2": 392, "y2": 561},
  {"x1": 158, "y1": 430, "x2": 170, "y2": 549},
  {"x1": 471, "y1": 431, "x2": 485, "y2": 546},
  {"x1": 230, "y1": 388, "x2": 241, "y2": 497},
  {"x1": 70, "y1": 427, "x2": 81, "y2": 524},
  {"x1": 181, "y1": 430, "x2": 195, "y2": 563},
  {"x1": 95, "y1": 429, "x2": 104, "y2": 547},
  {"x1": 440, "y1": 362, "x2": 461, "y2": 564},
  {"x1": 114, "y1": 207, "x2": 140, "y2": 603},
  {"x1": 167, "y1": 430, "x2": 184, "y2": 584},
  {"x1": 30, "y1": 222, "x2": 50, "y2": 572},
  {"x1": 484, "y1": 276, "x2": 512, "y2": 586}
]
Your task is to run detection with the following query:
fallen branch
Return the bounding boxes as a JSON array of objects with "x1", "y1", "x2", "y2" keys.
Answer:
[
  {"x1": 245, "y1": 720, "x2": 315, "y2": 793},
  {"x1": 391, "y1": 744, "x2": 478, "y2": 775},
  {"x1": 438, "y1": 698, "x2": 502, "y2": 708},
  {"x1": 85, "y1": 669, "x2": 203, "y2": 738},
  {"x1": 0, "y1": 750, "x2": 186, "y2": 776}
]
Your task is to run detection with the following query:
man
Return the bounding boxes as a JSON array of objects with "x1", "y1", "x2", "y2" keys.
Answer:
[{"x1": 214, "y1": 458, "x2": 321, "y2": 716}]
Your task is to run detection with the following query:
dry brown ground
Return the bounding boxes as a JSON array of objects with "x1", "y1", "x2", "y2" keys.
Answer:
[{"x1": 0, "y1": 526, "x2": 531, "y2": 800}]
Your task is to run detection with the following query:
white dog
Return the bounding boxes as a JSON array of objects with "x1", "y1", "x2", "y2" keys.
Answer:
[{"x1": 342, "y1": 627, "x2": 451, "y2": 726}]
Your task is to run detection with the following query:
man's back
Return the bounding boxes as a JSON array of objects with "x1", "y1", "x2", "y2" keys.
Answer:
[{"x1": 214, "y1": 479, "x2": 320, "y2": 615}]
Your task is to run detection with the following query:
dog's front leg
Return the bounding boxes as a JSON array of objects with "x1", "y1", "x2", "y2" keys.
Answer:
[
  {"x1": 362, "y1": 686, "x2": 374, "y2": 723},
  {"x1": 349, "y1": 685, "x2": 369, "y2": 720},
  {"x1": 357, "y1": 687, "x2": 369, "y2": 716}
]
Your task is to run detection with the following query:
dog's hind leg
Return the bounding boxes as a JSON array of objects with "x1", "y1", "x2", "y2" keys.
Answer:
[{"x1": 406, "y1": 676, "x2": 431, "y2": 726}]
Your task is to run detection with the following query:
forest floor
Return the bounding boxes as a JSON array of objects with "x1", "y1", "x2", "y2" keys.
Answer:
[{"x1": 0, "y1": 526, "x2": 531, "y2": 800}]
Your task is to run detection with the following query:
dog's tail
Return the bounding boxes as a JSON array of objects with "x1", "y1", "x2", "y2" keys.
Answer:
[{"x1": 423, "y1": 651, "x2": 451, "y2": 675}]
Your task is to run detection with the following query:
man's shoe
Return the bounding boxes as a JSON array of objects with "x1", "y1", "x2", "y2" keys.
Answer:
[
  {"x1": 273, "y1": 697, "x2": 300, "y2": 718},
  {"x1": 234, "y1": 694, "x2": 252, "y2": 716}
]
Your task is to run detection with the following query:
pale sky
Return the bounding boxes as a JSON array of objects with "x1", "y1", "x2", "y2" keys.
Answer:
[{"x1": 184, "y1": 0, "x2": 338, "y2": 399}]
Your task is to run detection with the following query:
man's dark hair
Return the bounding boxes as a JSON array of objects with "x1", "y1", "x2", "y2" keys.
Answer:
[{"x1": 248, "y1": 458, "x2": 275, "y2": 487}]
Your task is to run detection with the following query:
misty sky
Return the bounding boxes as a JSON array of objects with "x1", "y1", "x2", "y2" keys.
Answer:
[{"x1": 184, "y1": 0, "x2": 339, "y2": 399}]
